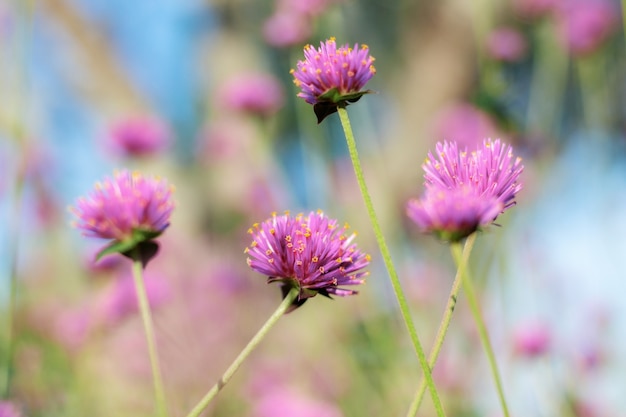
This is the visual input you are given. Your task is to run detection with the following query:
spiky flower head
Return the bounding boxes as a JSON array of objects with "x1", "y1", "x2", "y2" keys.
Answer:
[
  {"x1": 70, "y1": 170, "x2": 174, "y2": 263},
  {"x1": 408, "y1": 139, "x2": 523, "y2": 241},
  {"x1": 291, "y1": 37, "x2": 376, "y2": 123},
  {"x1": 245, "y1": 210, "x2": 370, "y2": 310}
]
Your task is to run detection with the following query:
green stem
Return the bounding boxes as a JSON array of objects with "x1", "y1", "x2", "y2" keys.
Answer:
[
  {"x1": 184, "y1": 287, "x2": 300, "y2": 417},
  {"x1": 406, "y1": 233, "x2": 477, "y2": 417},
  {"x1": 336, "y1": 105, "x2": 445, "y2": 417},
  {"x1": 451, "y1": 244, "x2": 510, "y2": 417},
  {"x1": 131, "y1": 251, "x2": 168, "y2": 417}
]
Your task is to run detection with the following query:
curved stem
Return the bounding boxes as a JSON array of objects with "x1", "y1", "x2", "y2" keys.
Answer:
[
  {"x1": 451, "y1": 244, "x2": 510, "y2": 417},
  {"x1": 336, "y1": 105, "x2": 445, "y2": 417},
  {"x1": 131, "y1": 251, "x2": 168, "y2": 417},
  {"x1": 184, "y1": 287, "x2": 300, "y2": 417},
  {"x1": 406, "y1": 233, "x2": 477, "y2": 417}
]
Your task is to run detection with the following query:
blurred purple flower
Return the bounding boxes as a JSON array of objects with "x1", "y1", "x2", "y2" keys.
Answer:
[
  {"x1": 263, "y1": 10, "x2": 312, "y2": 47},
  {"x1": 407, "y1": 140, "x2": 523, "y2": 241},
  {"x1": 407, "y1": 186, "x2": 503, "y2": 242},
  {"x1": 219, "y1": 73, "x2": 285, "y2": 117},
  {"x1": 106, "y1": 116, "x2": 170, "y2": 158},
  {"x1": 0, "y1": 401, "x2": 22, "y2": 417},
  {"x1": 53, "y1": 306, "x2": 92, "y2": 352},
  {"x1": 245, "y1": 211, "x2": 370, "y2": 308},
  {"x1": 485, "y1": 27, "x2": 527, "y2": 62},
  {"x1": 555, "y1": 0, "x2": 618, "y2": 56},
  {"x1": 433, "y1": 103, "x2": 502, "y2": 148},
  {"x1": 252, "y1": 389, "x2": 343, "y2": 417},
  {"x1": 512, "y1": 321, "x2": 551, "y2": 358},
  {"x1": 291, "y1": 37, "x2": 376, "y2": 121},
  {"x1": 70, "y1": 170, "x2": 174, "y2": 243}
]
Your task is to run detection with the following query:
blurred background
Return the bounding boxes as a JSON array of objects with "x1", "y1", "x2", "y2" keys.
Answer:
[{"x1": 1, "y1": 0, "x2": 626, "y2": 416}]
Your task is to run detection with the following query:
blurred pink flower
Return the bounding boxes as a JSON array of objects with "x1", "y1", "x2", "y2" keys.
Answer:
[
  {"x1": 263, "y1": 10, "x2": 312, "y2": 47},
  {"x1": 555, "y1": 0, "x2": 618, "y2": 56},
  {"x1": 0, "y1": 401, "x2": 22, "y2": 417},
  {"x1": 485, "y1": 27, "x2": 528, "y2": 62},
  {"x1": 251, "y1": 389, "x2": 343, "y2": 417},
  {"x1": 219, "y1": 73, "x2": 285, "y2": 117},
  {"x1": 512, "y1": 320, "x2": 551, "y2": 357},
  {"x1": 106, "y1": 116, "x2": 170, "y2": 158},
  {"x1": 433, "y1": 103, "x2": 501, "y2": 148}
]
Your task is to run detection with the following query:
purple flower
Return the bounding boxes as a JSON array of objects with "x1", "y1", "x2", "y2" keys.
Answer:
[
  {"x1": 0, "y1": 401, "x2": 22, "y2": 417},
  {"x1": 407, "y1": 140, "x2": 523, "y2": 241},
  {"x1": 407, "y1": 186, "x2": 503, "y2": 242},
  {"x1": 291, "y1": 37, "x2": 376, "y2": 122},
  {"x1": 219, "y1": 73, "x2": 285, "y2": 117},
  {"x1": 423, "y1": 139, "x2": 523, "y2": 212},
  {"x1": 106, "y1": 116, "x2": 170, "y2": 158},
  {"x1": 512, "y1": 321, "x2": 551, "y2": 358},
  {"x1": 555, "y1": 0, "x2": 617, "y2": 56},
  {"x1": 263, "y1": 10, "x2": 312, "y2": 47},
  {"x1": 70, "y1": 170, "x2": 174, "y2": 259},
  {"x1": 245, "y1": 211, "x2": 370, "y2": 308}
]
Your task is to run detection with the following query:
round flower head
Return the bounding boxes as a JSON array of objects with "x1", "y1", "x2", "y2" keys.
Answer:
[
  {"x1": 407, "y1": 186, "x2": 503, "y2": 242},
  {"x1": 291, "y1": 37, "x2": 376, "y2": 122},
  {"x1": 106, "y1": 116, "x2": 170, "y2": 158},
  {"x1": 423, "y1": 139, "x2": 523, "y2": 213},
  {"x1": 555, "y1": 0, "x2": 617, "y2": 56},
  {"x1": 408, "y1": 139, "x2": 523, "y2": 241},
  {"x1": 70, "y1": 170, "x2": 174, "y2": 262},
  {"x1": 245, "y1": 211, "x2": 370, "y2": 310}
]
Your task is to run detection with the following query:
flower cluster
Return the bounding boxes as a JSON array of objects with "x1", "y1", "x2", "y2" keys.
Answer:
[
  {"x1": 407, "y1": 139, "x2": 523, "y2": 241},
  {"x1": 245, "y1": 211, "x2": 370, "y2": 308},
  {"x1": 291, "y1": 37, "x2": 376, "y2": 122},
  {"x1": 70, "y1": 170, "x2": 174, "y2": 258}
]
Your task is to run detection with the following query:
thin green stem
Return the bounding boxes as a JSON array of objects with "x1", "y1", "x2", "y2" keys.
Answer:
[
  {"x1": 336, "y1": 105, "x2": 445, "y2": 417},
  {"x1": 131, "y1": 251, "x2": 168, "y2": 417},
  {"x1": 184, "y1": 287, "x2": 300, "y2": 417},
  {"x1": 451, "y1": 244, "x2": 510, "y2": 417},
  {"x1": 406, "y1": 233, "x2": 477, "y2": 417}
]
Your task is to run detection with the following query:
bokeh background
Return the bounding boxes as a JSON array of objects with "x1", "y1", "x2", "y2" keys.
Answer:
[{"x1": 1, "y1": 0, "x2": 626, "y2": 416}]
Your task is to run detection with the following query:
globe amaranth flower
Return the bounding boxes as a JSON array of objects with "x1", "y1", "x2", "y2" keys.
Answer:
[
  {"x1": 245, "y1": 210, "x2": 370, "y2": 310},
  {"x1": 291, "y1": 37, "x2": 376, "y2": 122},
  {"x1": 106, "y1": 116, "x2": 170, "y2": 158},
  {"x1": 408, "y1": 139, "x2": 523, "y2": 241},
  {"x1": 70, "y1": 170, "x2": 174, "y2": 262}
]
